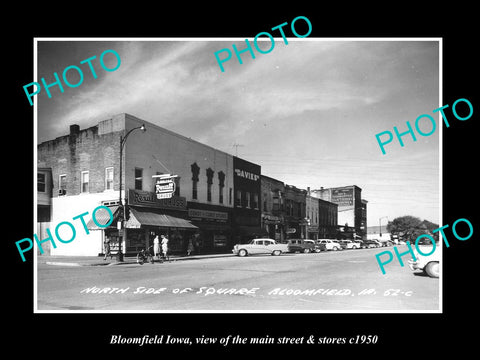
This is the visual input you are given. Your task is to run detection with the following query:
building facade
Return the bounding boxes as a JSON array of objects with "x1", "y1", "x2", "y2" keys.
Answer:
[
  {"x1": 311, "y1": 185, "x2": 367, "y2": 240},
  {"x1": 232, "y1": 157, "x2": 262, "y2": 244},
  {"x1": 283, "y1": 185, "x2": 307, "y2": 239},
  {"x1": 317, "y1": 198, "x2": 338, "y2": 239},
  {"x1": 37, "y1": 113, "x2": 237, "y2": 256},
  {"x1": 260, "y1": 175, "x2": 285, "y2": 241}
]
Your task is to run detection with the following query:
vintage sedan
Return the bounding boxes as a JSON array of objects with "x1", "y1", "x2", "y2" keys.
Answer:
[
  {"x1": 232, "y1": 238, "x2": 289, "y2": 257},
  {"x1": 408, "y1": 244, "x2": 440, "y2": 278},
  {"x1": 316, "y1": 239, "x2": 342, "y2": 251},
  {"x1": 338, "y1": 240, "x2": 361, "y2": 250},
  {"x1": 287, "y1": 238, "x2": 316, "y2": 253}
]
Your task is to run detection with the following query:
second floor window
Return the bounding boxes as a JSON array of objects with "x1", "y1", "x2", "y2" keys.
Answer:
[
  {"x1": 59, "y1": 174, "x2": 67, "y2": 195},
  {"x1": 105, "y1": 167, "x2": 114, "y2": 190},
  {"x1": 38, "y1": 173, "x2": 46, "y2": 192},
  {"x1": 81, "y1": 171, "x2": 89, "y2": 193},
  {"x1": 135, "y1": 168, "x2": 143, "y2": 190}
]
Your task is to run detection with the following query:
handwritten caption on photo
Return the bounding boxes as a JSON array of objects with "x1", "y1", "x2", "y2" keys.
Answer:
[
  {"x1": 109, "y1": 334, "x2": 378, "y2": 346},
  {"x1": 81, "y1": 286, "x2": 412, "y2": 297}
]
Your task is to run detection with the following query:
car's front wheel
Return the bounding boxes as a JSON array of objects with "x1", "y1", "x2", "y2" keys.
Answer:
[
  {"x1": 333, "y1": 246, "x2": 338, "y2": 251},
  {"x1": 238, "y1": 249, "x2": 248, "y2": 257},
  {"x1": 272, "y1": 250, "x2": 282, "y2": 256},
  {"x1": 303, "y1": 248, "x2": 310, "y2": 253},
  {"x1": 424, "y1": 261, "x2": 439, "y2": 278}
]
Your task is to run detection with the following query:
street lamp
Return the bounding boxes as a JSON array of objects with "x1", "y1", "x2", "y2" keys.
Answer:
[
  {"x1": 379, "y1": 216, "x2": 388, "y2": 238},
  {"x1": 117, "y1": 124, "x2": 146, "y2": 261}
]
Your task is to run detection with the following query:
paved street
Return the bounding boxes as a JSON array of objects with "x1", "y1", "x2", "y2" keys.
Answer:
[{"x1": 36, "y1": 246, "x2": 439, "y2": 312}]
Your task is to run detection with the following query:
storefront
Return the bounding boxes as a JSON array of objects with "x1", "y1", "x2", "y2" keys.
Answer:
[
  {"x1": 121, "y1": 189, "x2": 198, "y2": 255},
  {"x1": 187, "y1": 203, "x2": 232, "y2": 254},
  {"x1": 262, "y1": 214, "x2": 284, "y2": 241}
]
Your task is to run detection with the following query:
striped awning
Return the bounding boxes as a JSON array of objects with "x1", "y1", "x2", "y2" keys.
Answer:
[
  {"x1": 126, "y1": 208, "x2": 198, "y2": 229},
  {"x1": 86, "y1": 206, "x2": 120, "y2": 230}
]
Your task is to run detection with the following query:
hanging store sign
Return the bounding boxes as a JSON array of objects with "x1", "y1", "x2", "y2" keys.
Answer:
[{"x1": 153, "y1": 174, "x2": 177, "y2": 199}]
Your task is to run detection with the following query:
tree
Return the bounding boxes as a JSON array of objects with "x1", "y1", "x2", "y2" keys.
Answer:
[{"x1": 387, "y1": 216, "x2": 431, "y2": 243}]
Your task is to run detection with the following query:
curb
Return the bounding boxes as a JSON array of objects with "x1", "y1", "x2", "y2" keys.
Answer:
[{"x1": 44, "y1": 254, "x2": 235, "y2": 267}]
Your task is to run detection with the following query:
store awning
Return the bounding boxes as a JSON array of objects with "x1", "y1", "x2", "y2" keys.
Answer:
[
  {"x1": 126, "y1": 208, "x2": 198, "y2": 229},
  {"x1": 86, "y1": 206, "x2": 120, "y2": 230}
]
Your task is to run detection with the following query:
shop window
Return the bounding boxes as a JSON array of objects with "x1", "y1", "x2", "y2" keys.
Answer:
[
  {"x1": 37, "y1": 172, "x2": 46, "y2": 192},
  {"x1": 105, "y1": 167, "x2": 114, "y2": 190},
  {"x1": 134, "y1": 168, "x2": 143, "y2": 190},
  {"x1": 81, "y1": 171, "x2": 89, "y2": 193}
]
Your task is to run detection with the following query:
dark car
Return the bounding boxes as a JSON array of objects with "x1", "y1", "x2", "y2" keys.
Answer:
[
  {"x1": 360, "y1": 240, "x2": 381, "y2": 248},
  {"x1": 287, "y1": 239, "x2": 316, "y2": 253}
]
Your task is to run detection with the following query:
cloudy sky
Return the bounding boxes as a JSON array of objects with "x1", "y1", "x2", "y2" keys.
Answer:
[{"x1": 36, "y1": 38, "x2": 440, "y2": 226}]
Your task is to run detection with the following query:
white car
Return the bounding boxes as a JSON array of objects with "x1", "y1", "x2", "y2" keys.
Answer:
[
  {"x1": 232, "y1": 238, "x2": 289, "y2": 257},
  {"x1": 339, "y1": 240, "x2": 361, "y2": 249},
  {"x1": 408, "y1": 244, "x2": 440, "y2": 278},
  {"x1": 317, "y1": 239, "x2": 342, "y2": 251}
]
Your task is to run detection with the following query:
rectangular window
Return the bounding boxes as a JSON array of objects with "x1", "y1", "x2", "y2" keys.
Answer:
[
  {"x1": 81, "y1": 171, "x2": 89, "y2": 193},
  {"x1": 37, "y1": 173, "x2": 46, "y2": 192},
  {"x1": 105, "y1": 167, "x2": 114, "y2": 190},
  {"x1": 236, "y1": 190, "x2": 242, "y2": 207},
  {"x1": 245, "y1": 191, "x2": 250, "y2": 208},
  {"x1": 192, "y1": 180, "x2": 198, "y2": 200},
  {"x1": 207, "y1": 183, "x2": 212, "y2": 202},
  {"x1": 219, "y1": 184, "x2": 224, "y2": 204},
  {"x1": 135, "y1": 168, "x2": 143, "y2": 190},
  {"x1": 59, "y1": 174, "x2": 67, "y2": 196},
  {"x1": 253, "y1": 193, "x2": 258, "y2": 209},
  {"x1": 174, "y1": 176, "x2": 181, "y2": 196},
  {"x1": 229, "y1": 188, "x2": 233, "y2": 205},
  {"x1": 263, "y1": 193, "x2": 267, "y2": 212}
]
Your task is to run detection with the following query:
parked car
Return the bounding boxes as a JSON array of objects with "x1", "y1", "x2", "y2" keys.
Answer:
[
  {"x1": 305, "y1": 239, "x2": 327, "y2": 252},
  {"x1": 232, "y1": 238, "x2": 289, "y2": 257},
  {"x1": 360, "y1": 240, "x2": 381, "y2": 248},
  {"x1": 338, "y1": 240, "x2": 361, "y2": 250},
  {"x1": 408, "y1": 244, "x2": 440, "y2": 278},
  {"x1": 287, "y1": 238, "x2": 316, "y2": 253},
  {"x1": 317, "y1": 239, "x2": 342, "y2": 251}
]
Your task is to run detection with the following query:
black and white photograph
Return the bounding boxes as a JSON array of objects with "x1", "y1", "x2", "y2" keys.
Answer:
[
  {"x1": 7, "y1": 6, "x2": 478, "y2": 357},
  {"x1": 33, "y1": 38, "x2": 441, "y2": 312}
]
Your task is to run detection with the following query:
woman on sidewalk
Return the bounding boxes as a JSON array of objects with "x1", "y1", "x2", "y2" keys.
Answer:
[
  {"x1": 103, "y1": 238, "x2": 112, "y2": 260},
  {"x1": 153, "y1": 235, "x2": 161, "y2": 260},
  {"x1": 161, "y1": 235, "x2": 169, "y2": 261}
]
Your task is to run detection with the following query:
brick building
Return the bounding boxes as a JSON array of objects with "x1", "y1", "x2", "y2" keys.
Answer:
[
  {"x1": 37, "y1": 113, "x2": 243, "y2": 256},
  {"x1": 311, "y1": 185, "x2": 367, "y2": 240}
]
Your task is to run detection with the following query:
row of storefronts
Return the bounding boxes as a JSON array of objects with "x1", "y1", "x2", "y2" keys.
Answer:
[{"x1": 36, "y1": 113, "x2": 366, "y2": 257}]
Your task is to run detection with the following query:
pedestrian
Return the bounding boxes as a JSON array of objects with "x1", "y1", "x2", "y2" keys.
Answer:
[
  {"x1": 161, "y1": 234, "x2": 169, "y2": 261},
  {"x1": 187, "y1": 238, "x2": 194, "y2": 256},
  {"x1": 153, "y1": 235, "x2": 161, "y2": 260},
  {"x1": 103, "y1": 238, "x2": 112, "y2": 260}
]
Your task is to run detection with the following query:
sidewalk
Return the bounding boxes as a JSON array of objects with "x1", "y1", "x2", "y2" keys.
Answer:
[{"x1": 38, "y1": 252, "x2": 235, "y2": 267}]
